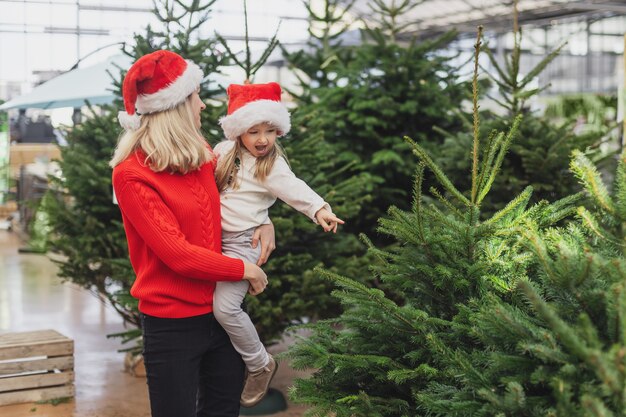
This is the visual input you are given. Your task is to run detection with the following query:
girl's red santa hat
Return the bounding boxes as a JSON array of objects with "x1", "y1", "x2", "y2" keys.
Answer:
[
  {"x1": 118, "y1": 50, "x2": 203, "y2": 130},
  {"x1": 219, "y1": 82, "x2": 291, "y2": 141}
]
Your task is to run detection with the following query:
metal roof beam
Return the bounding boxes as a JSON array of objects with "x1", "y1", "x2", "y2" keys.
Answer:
[
  {"x1": 565, "y1": 1, "x2": 626, "y2": 13},
  {"x1": 408, "y1": 4, "x2": 617, "y2": 37}
]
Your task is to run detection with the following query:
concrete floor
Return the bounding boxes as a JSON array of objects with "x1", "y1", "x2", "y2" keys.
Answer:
[{"x1": 0, "y1": 230, "x2": 309, "y2": 417}]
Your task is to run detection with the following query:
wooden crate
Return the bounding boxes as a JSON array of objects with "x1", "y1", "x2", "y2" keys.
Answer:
[
  {"x1": 9, "y1": 144, "x2": 62, "y2": 178},
  {"x1": 0, "y1": 330, "x2": 74, "y2": 406},
  {"x1": 0, "y1": 201, "x2": 17, "y2": 219}
]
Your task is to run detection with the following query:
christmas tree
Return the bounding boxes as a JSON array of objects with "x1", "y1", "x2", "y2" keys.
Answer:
[
  {"x1": 427, "y1": 149, "x2": 626, "y2": 416},
  {"x1": 285, "y1": 28, "x2": 579, "y2": 416}
]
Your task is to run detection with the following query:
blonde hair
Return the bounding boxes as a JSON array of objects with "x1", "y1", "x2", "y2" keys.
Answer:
[
  {"x1": 109, "y1": 97, "x2": 212, "y2": 173},
  {"x1": 215, "y1": 130, "x2": 287, "y2": 193}
]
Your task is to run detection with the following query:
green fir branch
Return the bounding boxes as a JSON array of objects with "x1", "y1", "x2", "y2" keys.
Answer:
[
  {"x1": 484, "y1": 92, "x2": 513, "y2": 111},
  {"x1": 518, "y1": 282, "x2": 585, "y2": 357},
  {"x1": 616, "y1": 282, "x2": 626, "y2": 361},
  {"x1": 614, "y1": 149, "x2": 626, "y2": 220},
  {"x1": 243, "y1": 0, "x2": 251, "y2": 75},
  {"x1": 509, "y1": 24, "x2": 521, "y2": 94},
  {"x1": 422, "y1": 203, "x2": 468, "y2": 235},
  {"x1": 404, "y1": 136, "x2": 470, "y2": 206},
  {"x1": 379, "y1": 207, "x2": 426, "y2": 248},
  {"x1": 427, "y1": 333, "x2": 491, "y2": 388},
  {"x1": 536, "y1": 192, "x2": 584, "y2": 227},
  {"x1": 580, "y1": 395, "x2": 614, "y2": 417},
  {"x1": 519, "y1": 42, "x2": 567, "y2": 88},
  {"x1": 476, "y1": 130, "x2": 504, "y2": 197},
  {"x1": 429, "y1": 186, "x2": 463, "y2": 218},
  {"x1": 519, "y1": 342, "x2": 570, "y2": 363},
  {"x1": 217, "y1": 0, "x2": 281, "y2": 81},
  {"x1": 471, "y1": 27, "x2": 483, "y2": 204},
  {"x1": 153, "y1": 0, "x2": 186, "y2": 25},
  {"x1": 215, "y1": 33, "x2": 245, "y2": 68},
  {"x1": 519, "y1": 280, "x2": 622, "y2": 395},
  {"x1": 315, "y1": 268, "x2": 422, "y2": 332},
  {"x1": 412, "y1": 162, "x2": 426, "y2": 241},
  {"x1": 513, "y1": 85, "x2": 551, "y2": 101},
  {"x1": 359, "y1": 233, "x2": 391, "y2": 265},
  {"x1": 250, "y1": 22, "x2": 281, "y2": 74},
  {"x1": 387, "y1": 364, "x2": 438, "y2": 384},
  {"x1": 481, "y1": 43, "x2": 512, "y2": 86},
  {"x1": 479, "y1": 186, "x2": 533, "y2": 230},
  {"x1": 571, "y1": 150, "x2": 616, "y2": 216},
  {"x1": 577, "y1": 313, "x2": 603, "y2": 350},
  {"x1": 520, "y1": 229, "x2": 558, "y2": 283},
  {"x1": 576, "y1": 207, "x2": 622, "y2": 245},
  {"x1": 476, "y1": 114, "x2": 522, "y2": 204}
]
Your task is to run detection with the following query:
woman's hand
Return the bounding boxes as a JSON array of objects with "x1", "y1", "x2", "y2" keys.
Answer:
[
  {"x1": 243, "y1": 261, "x2": 268, "y2": 296},
  {"x1": 252, "y1": 222, "x2": 276, "y2": 266},
  {"x1": 315, "y1": 208, "x2": 345, "y2": 233}
]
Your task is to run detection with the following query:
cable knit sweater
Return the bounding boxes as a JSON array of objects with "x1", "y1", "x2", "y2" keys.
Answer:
[{"x1": 112, "y1": 150, "x2": 244, "y2": 318}]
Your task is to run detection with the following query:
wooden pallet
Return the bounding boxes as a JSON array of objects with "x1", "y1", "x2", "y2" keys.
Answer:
[{"x1": 0, "y1": 329, "x2": 74, "y2": 406}]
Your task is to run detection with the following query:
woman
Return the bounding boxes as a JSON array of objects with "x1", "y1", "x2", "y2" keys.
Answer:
[{"x1": 110, "y1": 50, "x2": 273, "y2": 417}]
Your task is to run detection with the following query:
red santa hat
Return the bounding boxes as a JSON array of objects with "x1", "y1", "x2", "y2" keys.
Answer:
[
  {"x1": 118, "y1": 50, "x2": 203, "y2": 130},
  {"x1": 219, "y1": 82, "x2": 291, "y2": 141}
]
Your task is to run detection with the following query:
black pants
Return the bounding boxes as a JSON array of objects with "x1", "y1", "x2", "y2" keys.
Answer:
[{"x1": 141, "y1": 312, "x2": 245, "y2": 417}]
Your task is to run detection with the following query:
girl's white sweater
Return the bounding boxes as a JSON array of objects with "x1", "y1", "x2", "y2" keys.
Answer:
[{"x1": 213, "y1": 140, "x2": 331, "y2": 232}]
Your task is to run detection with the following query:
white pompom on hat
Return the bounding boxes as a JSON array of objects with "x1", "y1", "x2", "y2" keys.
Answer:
[
  {"x1": 219, "y1": 82, "x2": 291, "y2": 141},
  {"x1": 118, "y1": 50, "x2": 203, "y2": 130}
]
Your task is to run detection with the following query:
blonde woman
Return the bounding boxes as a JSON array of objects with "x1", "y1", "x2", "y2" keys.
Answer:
[
  {"x1": 213, "y1": 82, "x2": 344, "y2": 407},
  {"x1": 111, "y1": 50, "x2": 273, "y2": 417}
]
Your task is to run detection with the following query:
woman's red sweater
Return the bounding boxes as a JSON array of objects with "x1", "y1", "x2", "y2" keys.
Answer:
[{"x1": 112, "y1": 151, "x2": 244, "y2": 318}]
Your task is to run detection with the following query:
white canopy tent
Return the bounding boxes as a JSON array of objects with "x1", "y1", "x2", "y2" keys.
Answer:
[{"x1": 0, "y1": 55, "x2": 132, "y2": 111}]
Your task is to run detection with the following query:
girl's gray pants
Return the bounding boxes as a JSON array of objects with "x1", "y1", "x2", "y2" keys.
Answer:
[{"x1": 214, "y1": 228, "x2": 269, "y2": 371}]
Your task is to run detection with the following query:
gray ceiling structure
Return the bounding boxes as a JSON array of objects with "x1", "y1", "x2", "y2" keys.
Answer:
[{"x1": 346, "y1": 0, "x2": 626, "y2": 38}]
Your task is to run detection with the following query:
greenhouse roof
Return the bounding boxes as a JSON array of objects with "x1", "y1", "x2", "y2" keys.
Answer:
[{"x1": 346, "y1": 0, "x2": 626, "y2": 37}]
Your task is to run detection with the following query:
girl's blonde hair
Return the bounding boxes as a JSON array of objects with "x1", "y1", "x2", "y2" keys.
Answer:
[
  {"x1": 215, "y1": 125, "x2": 287, "y2": 192},
  {"x1": 109, "y1": 96, "x2": 211, "y2": 173}
]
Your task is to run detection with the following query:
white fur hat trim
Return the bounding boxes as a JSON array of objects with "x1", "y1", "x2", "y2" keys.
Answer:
[
  {"x1": 118, "y1": 111, "x2": 142, "y2": 131},
  {"x1": 219, "y1": 100, "x2": 291, "y2": 141}
]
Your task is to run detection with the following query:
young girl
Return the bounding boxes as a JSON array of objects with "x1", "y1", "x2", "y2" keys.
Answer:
[{"x1": 213, "y1": 82, "x2": 344, "y2": 407}]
